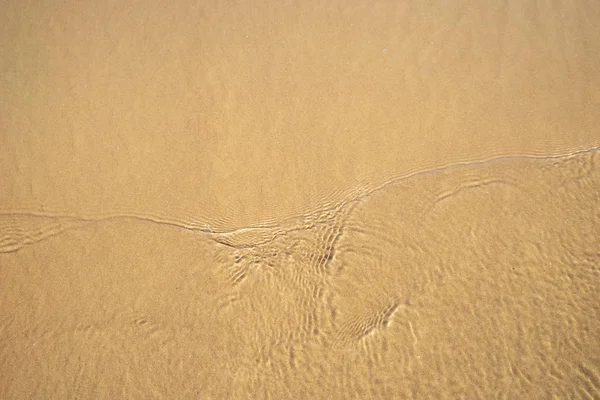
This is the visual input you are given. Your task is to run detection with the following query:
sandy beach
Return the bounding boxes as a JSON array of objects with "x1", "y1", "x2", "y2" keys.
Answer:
[{"x1": 1, "y1": 0, "x2": 599, "y2": 398}]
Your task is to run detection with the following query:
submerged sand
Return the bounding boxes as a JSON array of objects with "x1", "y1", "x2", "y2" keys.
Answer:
[{"x1": 1, "y1": 0, "x2": 599, "y2": 398}]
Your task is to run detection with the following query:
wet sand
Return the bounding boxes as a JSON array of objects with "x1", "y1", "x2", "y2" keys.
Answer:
[{"x1": 1, "y1": 0, "x2": 599, "y2": 398}]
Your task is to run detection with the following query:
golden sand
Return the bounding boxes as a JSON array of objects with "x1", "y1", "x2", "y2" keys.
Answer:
[{"x1": 1, "y1": 0, "x2": 599, "y2": 398}]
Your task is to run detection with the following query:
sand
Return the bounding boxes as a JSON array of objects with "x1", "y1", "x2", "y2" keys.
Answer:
[{"x1": 1, "y1": 0, "x2": 599, "y2": 398}]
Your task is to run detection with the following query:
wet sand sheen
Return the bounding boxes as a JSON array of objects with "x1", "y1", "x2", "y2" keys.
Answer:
[
  {"x1": 1, "y1": 0, "x2": 600, "y2": 229},
  {"x1": 1, "y1": 145, "x2": 598, "y2": 253}
]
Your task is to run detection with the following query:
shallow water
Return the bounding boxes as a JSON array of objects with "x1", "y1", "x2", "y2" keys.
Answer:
[
  {"x1": 1, "y1": 151, "x2": 598, "y2": 398},
  {"x1": 1, "y1": 0, "x2": 600, "y2": 398}
]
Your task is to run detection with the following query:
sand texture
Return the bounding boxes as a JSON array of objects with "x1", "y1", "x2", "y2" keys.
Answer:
[{"x1": 1, "y1": 0, "x2": 599, "y2": 398}]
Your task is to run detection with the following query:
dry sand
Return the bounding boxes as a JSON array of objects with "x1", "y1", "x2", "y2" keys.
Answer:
[{"x1": 1, "y1": 0, "x2": 599, "y2": 398}]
